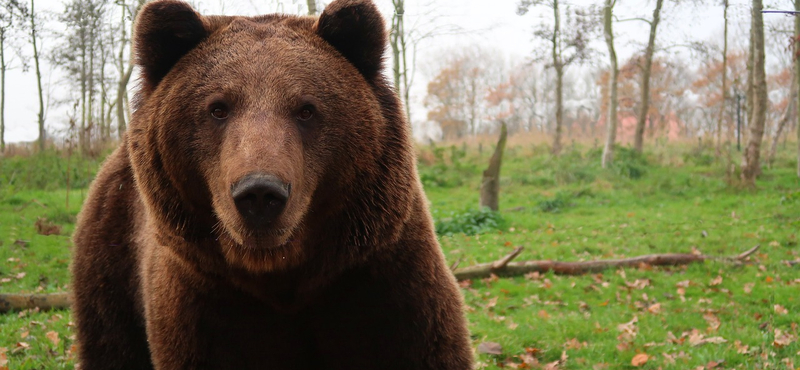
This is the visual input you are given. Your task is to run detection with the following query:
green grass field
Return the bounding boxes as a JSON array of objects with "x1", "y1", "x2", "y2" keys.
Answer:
[{"x1": 1, "y1": 143, "x2": 798, "y2": 369}]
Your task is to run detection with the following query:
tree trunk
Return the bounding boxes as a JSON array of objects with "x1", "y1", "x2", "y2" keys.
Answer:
[
  {"x1": 1, "y1": 29, "x2": 5, "y2": 154},
  {"x1": 796, "y1": 0, "x2": 800, "y2": 178},
  {"x1": 601, "y1": 0, "x2": 618, "y2": 169},
  {"x1": 716, "y1": 0, "x2": 729, "y2": 157},
  {"x1": 768, "y1": 82, "x2": 796, "y2": 167},
  {"x1": 633, "y1": 0, "x2": 662, "y2": 154},
  {"x1": 88, "y1": 23, "x2": 95, "y2": 153},
  {"x1": 306, "y1": 0, "x2": 316, "y2": 15},
  {"x1": 479, "y1": 122, "x2": 508, "y2": 211},
  {"x1": 30, "y1": 0, "x2": 45, "y2": 152},
  {"x1": 741, "y1": 0, "x2": 767, "y2": 186},
  {"x1": 551, "y1": 0, "x2": 563, "y2": 156}
]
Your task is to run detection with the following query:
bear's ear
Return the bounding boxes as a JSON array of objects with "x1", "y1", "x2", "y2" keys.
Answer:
[
  {"x1": 315, "y1": 0, "x2": 386, "y2": 80},
  {"x1": 134, "y1": 0, "x2": 209, "y2": 89}
]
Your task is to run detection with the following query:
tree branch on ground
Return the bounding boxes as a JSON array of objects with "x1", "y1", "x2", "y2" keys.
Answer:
[{"x1": 452, "y1": 245, "x2": 760, "y2": 281}]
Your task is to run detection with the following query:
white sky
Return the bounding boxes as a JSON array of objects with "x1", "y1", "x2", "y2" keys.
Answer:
[{"x1": 1, "y1": 0, "x2": 796, "y2": 143}]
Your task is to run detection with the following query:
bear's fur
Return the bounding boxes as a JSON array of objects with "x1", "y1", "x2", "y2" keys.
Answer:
[{"x1": 71, "y1": 0, "x2": 473, "y2": 369}]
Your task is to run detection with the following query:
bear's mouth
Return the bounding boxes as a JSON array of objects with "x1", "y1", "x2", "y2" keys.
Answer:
[{"x1": 240, "y1": 227, "x2": 296, "y2": 250}]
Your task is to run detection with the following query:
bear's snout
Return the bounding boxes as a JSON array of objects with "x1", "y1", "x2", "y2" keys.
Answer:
[{"x1": 231, "y1": 173, "x2": 291, "y2": 228}]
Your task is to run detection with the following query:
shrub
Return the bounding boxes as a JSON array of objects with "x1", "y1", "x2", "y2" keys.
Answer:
[{"x1": 434, "y1": 207, "x2": 505, "y2": 236}]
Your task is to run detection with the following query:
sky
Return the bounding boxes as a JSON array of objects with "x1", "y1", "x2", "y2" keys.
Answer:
[{"x1": 1, "y1": 0, "x2": 797, "y2": 144}]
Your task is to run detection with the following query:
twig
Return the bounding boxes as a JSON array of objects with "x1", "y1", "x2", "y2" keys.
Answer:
[{"x1": 491, "y1": 246, "x2": 524, "y2": 269}]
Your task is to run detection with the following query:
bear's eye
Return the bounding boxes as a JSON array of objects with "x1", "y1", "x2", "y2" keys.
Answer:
[
  {"x1": 297, "y1": 106, "x2": 314, "y2": 121},
  {"x1": 210, "y1": 104, "x2": 229, "y2": 120}
]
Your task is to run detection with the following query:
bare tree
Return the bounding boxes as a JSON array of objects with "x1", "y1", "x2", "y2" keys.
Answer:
[
  {"x1": 768, "y1": 81, "x2": 795, "y2": 167},
  {"x1": 796, "y1": 0, "x2": 800, "y2": 178},
  {"x1": 716, "y1": 0, "x2": 729, "y2": 157},
  {"x1": 632, "y1": 0, "x2": 663, "y2": 154},
  {"x1": 741, "y1": 0, "x2": 767, "y2": 185},
  {"x1": 0, "y1": 0, "x2": 28, "y2": 153},
  {"x1": 116, "y1": 0, "x2": 144, "y2": 138},
  {"x1": 306, "y1": 0, "x2": 316, "y2": 15},
  {"x1": 29, "y1": 0, "x2": 44, "y2": 151},
  {"x1": 601, "y1": 0, "x2": 619, "y2": 168},
  {"x1": 390, "y1": 0, "x2": 409, "y2": 122},
  {"x1": 518, "y1": 0, "x2": 593, "y2": 155}
]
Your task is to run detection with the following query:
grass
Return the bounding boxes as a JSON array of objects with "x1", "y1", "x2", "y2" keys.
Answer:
[{"x1": 1, "y1": 143, "x2": 799, "y2": 369}]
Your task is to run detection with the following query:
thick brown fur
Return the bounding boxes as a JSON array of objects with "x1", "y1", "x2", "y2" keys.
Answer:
[{"x1": 71, "y1": 0, "x2": 473, "y2": 369}]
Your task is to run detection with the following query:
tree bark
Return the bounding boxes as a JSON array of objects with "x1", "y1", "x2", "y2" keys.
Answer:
[
  {"x1": 30, "y1": 0, "x2": 45, "y2": 152},
  {"x1": 452, "y1": 245, "x2": 760, "y2": 281},
  {"x1": 1, "y1": 28, "x2": 5, "y2": 154},
  {"x1": 306, "y1": 0, "x2": 316, "y2": 15},
  {"x1": 796, "y1": 0, "x2": 800, "y2": 178},
  {"x1": 601, "y1": 0, "x2": 618, "y2": 168},
  {"x1": 633, "y1": 0, "x2": 662, "y2": 154},
  {"x1": 741, "y1": 0, "x2": 767, "y2": 186},
  {"x1": 716, "y1": 0, "x2": 729, "y2": 157},
  {"x1": 479, "y1": 122, "x2": 507, "y2": 211},
  {"x1": 551, "y1": 0, "x2": 563, "y2": 156},
  {"x1": 768, "y1": 82, "x2": 796, "y2": 167}
]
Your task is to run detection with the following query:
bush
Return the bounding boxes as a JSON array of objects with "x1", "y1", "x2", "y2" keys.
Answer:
[
  {"x1": 434, "y1": 207, "x2": 505, "y2": 236},
  {"x1": 611, "y1": 147, "x2": 648, "y2": 179}
]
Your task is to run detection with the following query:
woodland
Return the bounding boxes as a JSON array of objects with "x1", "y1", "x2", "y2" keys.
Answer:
[{"x1": 0, "y1": 0, "x2": 798, "y2": 369}]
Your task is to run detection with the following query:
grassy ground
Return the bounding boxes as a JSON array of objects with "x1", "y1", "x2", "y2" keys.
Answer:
[{"x1": 0, "y1": 143, "x2": 798, "y2": 369}]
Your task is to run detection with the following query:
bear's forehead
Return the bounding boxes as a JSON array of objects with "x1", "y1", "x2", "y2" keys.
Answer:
[{"x1": 213, "y1": 15, "x2": 317, "y2": 44}]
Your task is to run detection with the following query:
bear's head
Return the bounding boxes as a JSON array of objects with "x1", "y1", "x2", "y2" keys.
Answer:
[{"x1": 128, "y1": 0, "x2": 418, "y2": 274}]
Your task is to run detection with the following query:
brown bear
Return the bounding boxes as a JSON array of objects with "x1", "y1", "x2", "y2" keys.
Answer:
[{"x1": 71, "y1": 0, "x2": 473, "y2": 369}]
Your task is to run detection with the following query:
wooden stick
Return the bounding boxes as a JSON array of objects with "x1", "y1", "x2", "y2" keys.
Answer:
[
  {"x1": 453, "y1": 245, "x2": 760, "y2": 281},
  {"x1": 0, "y1": 292, "x2": 71, "y2": 313}
]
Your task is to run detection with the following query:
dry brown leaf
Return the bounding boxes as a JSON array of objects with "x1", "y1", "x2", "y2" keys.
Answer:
[
  {"x1": 477, "y1": 341, "x2": 503, "y2": 355},
  {"x1": 703, "y1": 313, "x2": 721, "y2": 332},
  {"x1": 486, "y1": 296, "x2": 498, "y2": 309},
  {"x1": 774, "y1": 304, "x2": 788, "y2": 315},
  {"x1": 743, "y1": 283, "x2": 755, "y2": 294},
  {"x1": 631, "y1": 353, "x2": 649, "y2": 366},
  {"x1": 647, "y1": 303, "x2": 661, "y2": 314},
  {"x1": 538, "y1": 310, "x2": 550, "y2": 319},
  {"x1": 773, "y1": 329, "x2": 797, "y2": 348},
  {"x1": 19, "y1": 331, "x2": 28, "y2": 339},
  {"x1": 710, "y1": 276, "x2": 723, "y2": 286},
  {"x1": 46, "y1": 331, "x2": 60, "y2": 347},
  {"x1": 564, "y1": 338, "x2": 585, "y2": 350},
  {"x1": 733, "y1": 340, "x2": 749, "y2": 354}
]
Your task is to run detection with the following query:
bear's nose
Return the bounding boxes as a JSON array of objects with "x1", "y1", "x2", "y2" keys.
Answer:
[{"x1": 231, "y1": 174, "x2": 290, "y2": 227}]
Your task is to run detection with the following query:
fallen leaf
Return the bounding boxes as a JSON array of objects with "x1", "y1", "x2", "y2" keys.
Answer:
[
  {"x1": 19, "y1": 331, "x2": 28, "y2": 339},
  {"x1": 710, "y1": 276, "x2": 723, "y2": 286},
  {"x1": 35, "y1": 218, "x2": 62, "y2": 236},
  {"x1": 773, "y1": 329, "x2": 797, "y2": 348},
  {"x1": 631, "y1": 353, "x2": 649, "y2": 366},
  {"x1": 743, "y1": 283, "x2": 755, "y2": 294},
  {"x1": 774, "y1": 305, "x2": 788, "y2": 315},
  {"x1": 538, "y1": 310, "x2": 550, "y2": 319},
  {"x1": 733, "y1": 340, "x2": 749, "y2": 354},
  {"x1": 647, "y1": 303, "x2": 661, "y2": 314},
  {"x1": 46, "y1": 331, "x2": 60, "y2": 347},
  {"x1": 477, "y1": 341, "x2": 503, "y2": 355},
  {"x1": 703, "y1": 313, "x2": 721, "y2": 332}
]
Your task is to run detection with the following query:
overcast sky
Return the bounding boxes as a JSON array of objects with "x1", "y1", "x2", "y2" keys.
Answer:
[{"x1": 1, "y1": 0, "x2": 796, "y2": 143}]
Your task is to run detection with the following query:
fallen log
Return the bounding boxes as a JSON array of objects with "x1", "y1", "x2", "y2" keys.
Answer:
[
  {"x1": 0, "y1": 292, "x2": 71, "y2": 313},
  {"x1": 452, "y1": 245, "x2": 760, "y2": 281},
  {"x1": 0, "y1": 245, "x2": 760, "y2": 313}
]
